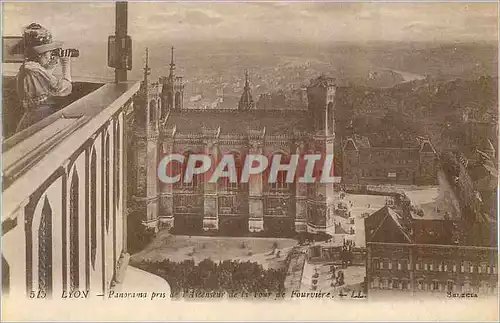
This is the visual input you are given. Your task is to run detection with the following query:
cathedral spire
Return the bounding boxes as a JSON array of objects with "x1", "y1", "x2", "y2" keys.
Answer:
[
  {"x1": 169, "y1": 46, "x2": 176, "y2": 78},
  {"x1": 142, "y1": 47, "x2": 151, "y2": 92},
  {"x1": 143, "y1": 47, "x2": 151, "y2": 80},
  {"x1": 238, "y1": 70, "x2": 255, "y2": 111},
  {"x1": 244, "y1": 69, "x2": 250, "y2": 89}
]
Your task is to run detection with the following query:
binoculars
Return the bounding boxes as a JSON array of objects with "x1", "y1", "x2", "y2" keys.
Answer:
[{"x1": 51, "y1": 48, "x2": 80, "y2": 58}]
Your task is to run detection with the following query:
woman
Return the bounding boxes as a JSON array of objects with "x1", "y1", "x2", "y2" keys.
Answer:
[{"x1": 16, "y1": 23, "x2": 73, "y2": 132}]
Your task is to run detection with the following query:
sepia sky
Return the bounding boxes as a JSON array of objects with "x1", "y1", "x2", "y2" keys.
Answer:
[{"x1": 2, "y1": 2, "x2": 498, "y2": 43}]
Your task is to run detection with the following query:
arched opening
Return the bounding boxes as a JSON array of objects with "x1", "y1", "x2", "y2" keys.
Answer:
[
  {"x1": 104, "y1": 133, "x2": 110, "y2": 233},
  {"x1": 218, "y1": 152, "x2": 242, "y2": 192},
  {"x1": 267, "y1": 153, "x2": 291, "y2": 192},
  {"x1": 90, "y1": 149, "x2": 97, "y2": 270},
  {"x1": 69, "y1": 170, "x2": 79, "y2": 291},
  {"x1": 217, "y1": 152, "x2": 248, "y2": 235},
  {"x1": 115, "y1": 121, "x2": 121, "y2": 209},
  {"x1": 113, "y1": 121, "x2": 120, "y2": 269},
  {"x1": 38, "y1": 196, "x2": 53, "y2": 295},
  {"x1": 149, "y1": 100, "x2": 156, "y2": 123}
]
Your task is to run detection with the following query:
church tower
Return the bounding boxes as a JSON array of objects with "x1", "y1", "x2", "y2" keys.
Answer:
[
  {"x1": 238, "y1": 70, "x2": 255, "y2": 110},
  {"x1": 161, "y1": 46, "x2": 184, "y2": 114},
  {"x1": 305, "y1": 75, "x2": 337, "y2": 234},
  {"x1": 133, "y1": 47, "x2": 161, "y2": 233}
]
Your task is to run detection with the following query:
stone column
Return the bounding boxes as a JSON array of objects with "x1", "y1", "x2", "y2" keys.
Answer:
[
  {"x1": 203, "y1": 139, "x2": 219, "y2": 231},
  {"x1": 307, "y1": 135, "x2": 336, "y2": 234},
  {"x1": 159, "y1": 139, "x2": 174, "y2": 229},
  {"x1": 145, "y1": 131, "x2": 160, "y2": 233},
  {"x1": 294, "y1": 140, "x2": 307, "y2": 232},
  {"x1": 248, "y1": 140, "x2": 264, "y2": 232}
]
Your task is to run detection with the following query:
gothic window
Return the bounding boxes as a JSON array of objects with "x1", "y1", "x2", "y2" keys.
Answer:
[
  {"x1": 69, "y1": 169, "x2": 79, "y2": 291},
  {"x1": 90, "y1": 150, "x2": 97, "y2": 270},
  {"x1": 219, "y1": 153, "x2": 241, "y2": 191},
  {"x1": 149, "y1": 100, "x2": 156, "y2": 122},
  {"x1": 178, "y1": 151, "x2": 202, "y2": 190},
  {"x1": 373, "y1": 258, "x2": 380, "y2": 269},
  {"x1": 38, "y1": 197, "x2": 52, "y2": 295},
  {"x1": 264, "y1": 196, "x2": 291, "y2": 216},
  {"x1": 270, "y1": 170, "x2": 290, "y2": 191}
]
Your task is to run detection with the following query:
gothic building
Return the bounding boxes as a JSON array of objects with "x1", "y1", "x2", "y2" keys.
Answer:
[
  {"x1": 132, "y1": 50, "x2": 339, "y2": 235},
  {"x1": 160, "y1": 46, "x2": 184, "y2": 113},
  {"x1": 342, "y1": 135, "x2": 439, "y2": 185}
]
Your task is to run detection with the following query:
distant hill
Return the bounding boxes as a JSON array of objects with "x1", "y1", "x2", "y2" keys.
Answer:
[{"x1": 335, "y1": 75, "x2": 498, "y2": 153}]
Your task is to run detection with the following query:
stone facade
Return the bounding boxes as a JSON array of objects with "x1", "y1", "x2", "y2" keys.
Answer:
[
  {"x1": 342, "y1": 135, "x2": 439, "y2": 185},
  {"x1": 367, "y1": 242, "x2": 498, "y2": 296},
  {"x1": 365, "y1": 205, "x2": 498, "y2": 297},
  {"x1": 132, "y1": 54, "x2": 340, "y2": 235}
]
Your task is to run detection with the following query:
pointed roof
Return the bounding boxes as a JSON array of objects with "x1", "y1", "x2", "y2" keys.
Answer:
[
  {"x1": 238, "y1": 70, "x2": 255, "y2": 111},
  {"x1": 419, "y1": 140, "x2": 436, "y2": 154},
  {"x1": 168, "y1": 46, "x2": 176, "y2": 79},
  {"x1": 343, "y1": 135, "x2": 371, "y2": 151},
  {"x1": 143, "y1": 47, "x2": 151, "y2": 79},
  {"x1": 365, "y1": 206, "x2": 413, "y2": 244}
]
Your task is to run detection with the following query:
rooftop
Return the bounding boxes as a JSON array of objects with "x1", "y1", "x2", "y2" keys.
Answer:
[
  {"x1": 343, "y1": 134, "x2": 436, "y2": 152},
  {"x1": 164, "y1": 110, "x2": 311, "y2": 135}
]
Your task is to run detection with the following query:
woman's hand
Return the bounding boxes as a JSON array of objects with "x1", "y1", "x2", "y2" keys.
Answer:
[{"x1": 59, "y1": 49, "x2": 72, "y2": 82}]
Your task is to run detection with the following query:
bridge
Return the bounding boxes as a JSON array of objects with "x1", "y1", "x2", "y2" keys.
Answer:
[{"x1": 2, "y1": 2, "x2": 170, "y2": 299}]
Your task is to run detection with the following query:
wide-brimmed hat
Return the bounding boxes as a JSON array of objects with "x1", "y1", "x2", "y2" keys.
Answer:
[{"x1": 23, "y1": 23, "x2": 63, "y2": 54}]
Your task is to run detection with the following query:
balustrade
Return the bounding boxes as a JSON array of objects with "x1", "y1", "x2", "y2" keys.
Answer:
[{"x1": 2, "y1": 81, "x2": 140, "y2": 298}]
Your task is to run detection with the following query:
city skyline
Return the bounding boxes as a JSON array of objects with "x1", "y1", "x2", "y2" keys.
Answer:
[{"x1": 3, "y1": 2, "x2": 498, "y2": 44}]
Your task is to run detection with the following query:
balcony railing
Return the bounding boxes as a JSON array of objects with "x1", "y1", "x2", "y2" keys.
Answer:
[{"x1": 2, "y1": 81, "x2": 142, "y2": 298}]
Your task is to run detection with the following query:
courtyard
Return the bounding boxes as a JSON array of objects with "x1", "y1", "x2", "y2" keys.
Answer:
[
  {"x1": 130, "y1": 232, "x2": 298, "y2": 270},
  {"x1": 328, "y1": 170, "x2": 461, "y2": 247}
]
